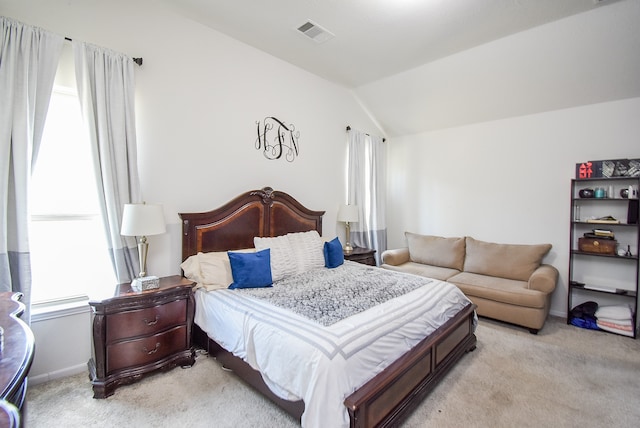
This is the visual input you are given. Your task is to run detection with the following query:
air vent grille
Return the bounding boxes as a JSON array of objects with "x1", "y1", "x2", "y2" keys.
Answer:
[{"x1": 297, "y1": 20, "x2": 334, "y2": 44}]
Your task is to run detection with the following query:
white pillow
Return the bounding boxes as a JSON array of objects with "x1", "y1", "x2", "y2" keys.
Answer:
[
  {"x1": 287, "y1": 230, "x2": 325, "y2": 273},
  {"x1": 254, "y1": 235, "x2": 298, "y2": 282},
  {"x1": 595, "y1": 305, "x2": 632, "y2": 321}
]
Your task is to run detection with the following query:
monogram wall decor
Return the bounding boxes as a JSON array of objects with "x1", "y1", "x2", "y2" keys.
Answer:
[{"x1": 255, "y1": 116, "x2": 299, "y2": 162}]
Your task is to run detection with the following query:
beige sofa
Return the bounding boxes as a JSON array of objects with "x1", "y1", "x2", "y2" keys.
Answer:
[{"x1": 381, "y1": 232, "x2": 558, "y2": 333}]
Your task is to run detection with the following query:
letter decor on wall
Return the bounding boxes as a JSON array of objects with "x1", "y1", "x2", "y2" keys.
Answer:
[{"x1": 255, "y1": 116, "x2": 299, "y2": 162}]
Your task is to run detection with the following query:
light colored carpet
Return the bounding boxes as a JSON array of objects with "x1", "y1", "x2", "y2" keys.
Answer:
[{"x1": 26, "y1": 316, "x2": 640, "y2": 427}]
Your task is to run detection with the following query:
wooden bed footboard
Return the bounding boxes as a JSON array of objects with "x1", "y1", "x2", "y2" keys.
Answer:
[
  {"x1": 344, "y1": 302, "x2": 477, "y2": 428},
  {"x1": 193, "y1": 302, "x2": 476, "y2": 427}
]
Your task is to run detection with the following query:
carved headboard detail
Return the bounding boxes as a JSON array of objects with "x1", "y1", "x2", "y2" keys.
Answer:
[{"x1": 179, "y1": 187, "x2": 325, "y2": 261}]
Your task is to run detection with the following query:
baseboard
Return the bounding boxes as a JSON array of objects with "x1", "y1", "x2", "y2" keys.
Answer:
[
  {"x1": 549, "y1": 308, "x2": 565, "y2": 318},
  {"x1": 28, "y1": 363, "x2": 88, "y2": 386}
]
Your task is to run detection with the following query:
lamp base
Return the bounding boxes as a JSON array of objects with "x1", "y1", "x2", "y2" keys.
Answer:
[
  {"x1": 344, "y1": 221, "x2": 354, "y2": 254},
  {"x1": 131, "y1": 275, "x2": 159, "y2": 292}
]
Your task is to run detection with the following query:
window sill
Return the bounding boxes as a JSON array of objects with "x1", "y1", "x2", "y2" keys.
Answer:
[{"x1": 31, "y1": 296, "x2": 91, "y2": 322}]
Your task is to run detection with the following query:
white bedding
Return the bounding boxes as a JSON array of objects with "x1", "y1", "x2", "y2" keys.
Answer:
[{"x1": 194, "y1": 263, "x2": 474, "y2": 428}]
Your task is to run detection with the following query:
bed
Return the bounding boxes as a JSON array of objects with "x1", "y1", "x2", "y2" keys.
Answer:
[{"x1": 179, "y1": 187, "x2": 477, "y2": 428}]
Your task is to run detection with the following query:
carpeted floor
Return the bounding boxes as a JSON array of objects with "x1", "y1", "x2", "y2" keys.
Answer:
[{"x1": 26, "y1": 316, "x2": 640, "y2": 427}]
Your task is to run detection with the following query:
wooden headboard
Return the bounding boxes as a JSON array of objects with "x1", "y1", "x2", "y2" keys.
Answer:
[{"x1": 179, "y1": 187, "x2": 325, "y2": 261}]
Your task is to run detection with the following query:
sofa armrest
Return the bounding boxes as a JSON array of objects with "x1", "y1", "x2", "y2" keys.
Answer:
[
  {"x1": 528, "y1": 264, "x2": 558, "y2": 294},
  {"x1": 381, "y1": 248, "x2": 410, "y2": 266}
]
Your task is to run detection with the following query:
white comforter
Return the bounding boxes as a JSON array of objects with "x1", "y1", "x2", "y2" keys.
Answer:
[{"x1": 194, "y1": 263, "x2": 473, "y2": 428}]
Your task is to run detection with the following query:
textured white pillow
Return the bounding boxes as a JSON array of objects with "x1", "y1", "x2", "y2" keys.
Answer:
[
  {"x1": 287, "y1": 230, "x2": 325, "y2": 273},
  {"x1": 254, "y1": 235, "x2": 298, "y2": 282}
]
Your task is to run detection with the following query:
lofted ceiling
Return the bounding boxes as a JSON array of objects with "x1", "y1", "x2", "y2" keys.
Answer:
[
  {"x1": 161, "y1": 0, "x2": 611, "y2": 88},
  {"x1": 160, "y1": 0, "x2": 639, "y2": 136}
]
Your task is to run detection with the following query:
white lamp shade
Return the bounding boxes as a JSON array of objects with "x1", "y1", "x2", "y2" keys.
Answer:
[
  {"x1": 121, "y1": 203, "x2": 166, "y2": 237},
  {"x1": 337, "y1": 204, "x2": 359, "y2": 223}
]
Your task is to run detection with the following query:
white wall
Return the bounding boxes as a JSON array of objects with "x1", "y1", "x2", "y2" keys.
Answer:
[
  {"x1": 1, "y1": 0, "x2": 381, "y2": 280},
  {"x1": 2, "y1": 0, "x2": 380, "y2": 382},
  {"x1": 29, "y1": 305, "x2": 92, "y2": 384},
  {"x1": 386, "y1": 98, "x2": 640, "y2": 317}
]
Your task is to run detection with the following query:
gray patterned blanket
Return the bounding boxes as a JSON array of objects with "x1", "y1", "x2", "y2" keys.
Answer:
[{"x1": 239, "y1": 261, "x2": 434, "y2": 326}]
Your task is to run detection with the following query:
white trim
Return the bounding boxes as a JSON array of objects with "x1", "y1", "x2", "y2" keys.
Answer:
[
  {"x1": 30, "y1": 214, "x2": 99, "y2": 221},
  {"x1": 31, "y1": 296, "x2": 91, "y2": 322},
  {"x1": 28, "y1": 363, "x2": 88, "y2": 386}
]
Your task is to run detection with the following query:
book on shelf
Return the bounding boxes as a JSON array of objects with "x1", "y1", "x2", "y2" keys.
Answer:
[
  {"x1": 583, "y1": 233, "x2": 615, "y2": 240},
  {"x1": 586, "y1": 218, "x2": 620, "y2": 224},
  {"x1": 585, "y1": 229, "x2": 615, "y2": 239},
  {"x1": 592, "y1": 228, "x2": 614, "y2": 235}
]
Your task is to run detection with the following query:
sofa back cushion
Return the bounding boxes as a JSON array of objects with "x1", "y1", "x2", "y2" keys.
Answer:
[
  {"x1": 405, "y1": 232, "x2": 465, "y2": 271},
  {"x1": 463, "y1": 237, "x2": 551, "y2": 281}
]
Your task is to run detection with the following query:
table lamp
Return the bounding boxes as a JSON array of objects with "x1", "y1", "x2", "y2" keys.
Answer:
[
  {"x1": 121, "y1": 203, "x2": 166, "y2": 290},
  {"x1": 337, "y1": 204, "x2": 359, "y2": 253}
]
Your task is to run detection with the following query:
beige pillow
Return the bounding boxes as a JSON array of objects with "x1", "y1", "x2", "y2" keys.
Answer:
[
  {"x1": 405, "y1": 232, "x2": 465, "y2": 271},
  {"x1": 181, "y1": 250, "x2": 255, "y2": 290},
  {"x1": 180, "y1": 254, "x2": 203, "y2": 283},
  {"x1": 198, "y1": 251, "x2": 234, "y2": 289},
  {"x1": 463, "y1": 237, "x2": 551, "y2": 281}
]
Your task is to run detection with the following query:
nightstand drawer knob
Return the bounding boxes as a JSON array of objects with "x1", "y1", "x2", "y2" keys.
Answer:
[
  {"x1": 142, "y1": 343, "x2": 161, "y2": 355},
  {"x1": 143, "y1": 315, "x2": 160, "y2": 326}
]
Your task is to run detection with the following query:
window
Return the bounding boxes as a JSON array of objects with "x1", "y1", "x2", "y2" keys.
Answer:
[{"x1": 29, "y1": 50, "x2": 116, "y2": 304}]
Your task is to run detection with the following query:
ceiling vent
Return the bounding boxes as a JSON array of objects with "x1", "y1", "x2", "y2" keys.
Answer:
[{"x1": 297, "y1": 20, "x2": 335, "y2": 44}]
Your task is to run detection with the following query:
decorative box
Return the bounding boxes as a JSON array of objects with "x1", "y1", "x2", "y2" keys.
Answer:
[
  {"x1": 131, "y1": 275, "x2": 160, "y2": 291},
  {"x1": 578, "y1": 238, "x2": 616, "y2": 255}
]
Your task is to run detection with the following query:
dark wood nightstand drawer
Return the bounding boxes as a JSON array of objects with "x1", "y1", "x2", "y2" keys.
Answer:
[
  {"x1": 106, "y1": 299, "x2": 187, "y2": 342},
  {"x1": 106, "y1": 325, "x2": 188, "y2": 372}
]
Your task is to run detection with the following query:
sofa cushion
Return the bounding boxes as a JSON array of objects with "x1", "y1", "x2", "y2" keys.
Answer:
[
  {"x1": 382, "y1": 262, "x2": 460, "y2": 281},
  {"x1": 448, "y1": 272, "x2": 547, "y2": 309},
  {"x1": 463, "y1": 237, "x2": 551, "y2": 282},
  {"x1": 405, "y1": 232, "x2": 465, "y2": 271}
]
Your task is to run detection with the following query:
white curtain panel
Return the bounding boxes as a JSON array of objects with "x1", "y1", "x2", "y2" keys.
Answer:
[
  {"x1": 73, "y1": 41, "x2": 141, "y2": 283},
  {"x1": 347, "y1": 129, "x2": 387, "y2": 264},
  {"x1": 0, "y1": 16, "x2": 63, "y2": 319}
]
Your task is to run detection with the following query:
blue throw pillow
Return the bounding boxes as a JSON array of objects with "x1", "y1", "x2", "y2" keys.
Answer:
[
  {"x1": 324, "y1": 237, "x2": 344, "y2": 268},
  {"x1": 228, "y1": 249, "x2": 273, "y2": 289}
]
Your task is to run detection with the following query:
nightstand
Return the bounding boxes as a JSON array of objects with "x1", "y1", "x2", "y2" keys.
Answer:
[
  {"x1": 88, "y1": 275, "x2": 196, "y2": 398},
  {"x1": 344, "y1": 247, "x2": 377, "y2": 266}
]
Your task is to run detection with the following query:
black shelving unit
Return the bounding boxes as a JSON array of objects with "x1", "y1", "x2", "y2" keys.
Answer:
[{"x1": 568, "y1": 176, "x2": 640, "y2": 338}]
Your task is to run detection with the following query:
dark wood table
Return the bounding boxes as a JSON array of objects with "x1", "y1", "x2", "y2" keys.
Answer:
[{"x1": 0, "y1": 292, "x2": 35, "y2": 421}]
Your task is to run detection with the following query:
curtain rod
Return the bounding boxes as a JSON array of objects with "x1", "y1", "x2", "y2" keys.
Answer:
[
  {"x1": 64, "y1": 37, "x2": 143, "y2": 66},
  {"x1": 346, "y1": 126, "x2": 386, "y2": 142}
]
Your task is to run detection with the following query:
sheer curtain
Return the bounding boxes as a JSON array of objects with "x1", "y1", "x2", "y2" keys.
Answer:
[
  {"x1": 0, "y1": 17, "x2": 64, "y2": 319},
  {"x1": 73, "y1": 41, "x2": 141, "y2": 283},
  {"x1": 347, "y1": 128, "x2": 387, "y2": 265}
]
